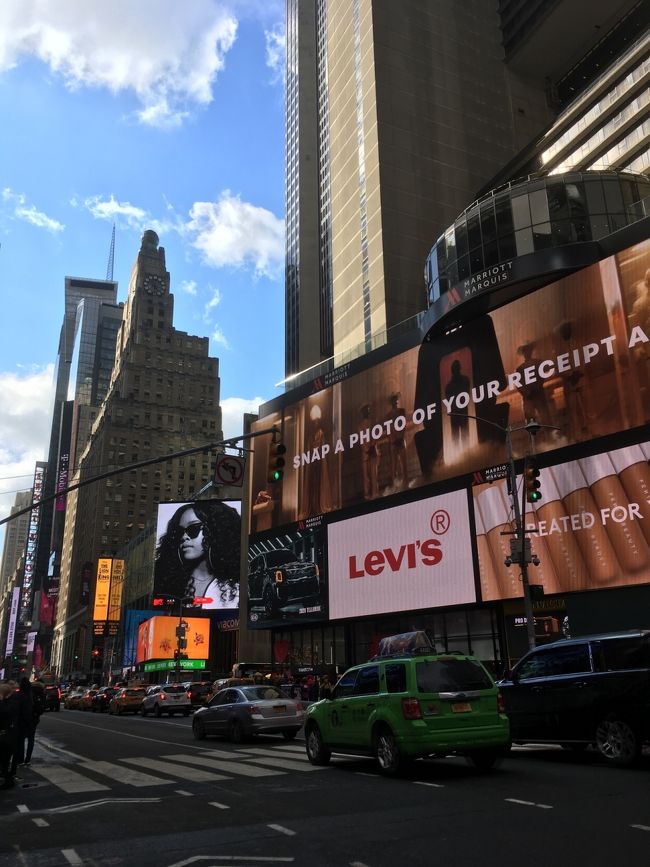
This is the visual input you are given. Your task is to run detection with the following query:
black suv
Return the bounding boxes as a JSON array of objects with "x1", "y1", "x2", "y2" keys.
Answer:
[
  {"x1": 499, "y1": 630, "x2": 650, "y2": 766},
  {"x1": 248, "y1": 549, "x2": 320, "y2": 617}
]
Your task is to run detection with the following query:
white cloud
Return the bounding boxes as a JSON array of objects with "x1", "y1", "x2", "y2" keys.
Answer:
[
  {"x1": 179, "y1": 279, "x2": 197, "y2": 296},
  {"x1": 78, "y1": 190, "x2": 284, "y2": 278},
  {"x1": 211, "y1": 325, "x2": 230, "y2": 351},
  {"x1": 187, "y1": 191, "x2": 284, "y2": 278},
  {"x1": 2, "y1": 187, "x2": 64, "y2": 233},
  {"x1": 203, "y1": 287, "x2": 223, "y2": 320},
  {"x1": 265, "y1": 25, "x2": 285, "y2": 84},
  {"x1": 0, "y1": 0, "x2": 238, "y2": 128},
  {"x1": 0, "y1": 366, "x2": 54, "y2": 526},
  {"x1": 220, "y1": 395, "x2": 265, "y2": 441}
]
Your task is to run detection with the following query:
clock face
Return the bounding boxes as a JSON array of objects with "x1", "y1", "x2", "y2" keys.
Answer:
[{"x1": 143, "y1": 274, "x2": 164, "y2": 295}]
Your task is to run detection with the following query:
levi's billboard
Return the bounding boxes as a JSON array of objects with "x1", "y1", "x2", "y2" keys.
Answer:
[
  {"x1": 251, "y1": 238, "x2": 650, "y2": 531},
  {"x1": 327, "y1": 490, "x2": 475, "y2": 619}
]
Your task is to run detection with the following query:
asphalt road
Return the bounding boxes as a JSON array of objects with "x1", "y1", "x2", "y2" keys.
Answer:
[{"x1": 1, "y1": 708, "x2": 649, "y2": 867}]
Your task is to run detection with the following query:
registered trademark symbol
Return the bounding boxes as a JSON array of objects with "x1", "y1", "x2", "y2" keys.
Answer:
[{"x1": 430, "y1": 509, "x2": 450, "y2": 535}]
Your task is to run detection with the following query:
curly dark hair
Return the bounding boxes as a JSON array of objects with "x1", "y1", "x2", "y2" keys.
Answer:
[{"x1": 154, "y1": 501, "x2": 241, "y2": 604}]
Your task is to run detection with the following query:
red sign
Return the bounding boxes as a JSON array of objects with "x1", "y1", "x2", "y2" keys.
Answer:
[{"x1": 192, "y1": 597, "x2": 213, "y2": 605}]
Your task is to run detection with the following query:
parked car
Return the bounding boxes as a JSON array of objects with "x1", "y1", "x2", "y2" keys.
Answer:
[
  {"x1": 44, "y1": 685, "x2": 61, "y2": 712},
  {"x1": 63, "y1": 688, "x2": 85, "y2": 710},
  {"x1": 248, "y1": 549, "x2": 321, "y2": 617},
  {"x1": 499, "y1": 629, "x2": 650, "y2": 766},
  {"x1": 109, "y1": 686, "x2": 147, "y2": 715},
  {"x1": 141, "y1": 683, "x2": 191, "y2": 717},
  {"x1": 304, "y1": 631, "x2": 510, "y2": 775},
  {"x1": 193, "y1": 684, "x2": 303, "y2": 743},
  {"x1": 79, "y1": 688, "x2": 98, "y2": 711},
  {"x1": 183, "y1": 681, "x2": 212, "y2": 709},
  {"x1": 91, "y1": 687, "x2": 118, "y2": 713}
]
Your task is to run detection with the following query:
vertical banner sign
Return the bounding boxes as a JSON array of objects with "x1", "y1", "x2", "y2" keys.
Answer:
[
  {"x1": 4, "y1": 587, "x2": 20, "y2": 656},
  {"x1": 107, "y1": 559, "x2": 125, "y2": 636},
  {"x1": 20, "y1": 462, "x2": 45, "y2": 623},
  {"x1": 93, "y1": 558, "x2": 112, "y2": 630},
  {"x1": 26, "y1": 631, "x2": 37, "y2": 653}
]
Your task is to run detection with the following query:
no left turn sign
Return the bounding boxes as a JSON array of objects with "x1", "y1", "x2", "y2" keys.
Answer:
[{"x1": 215, "y1": 454, "x2": 245, "y2": 487}]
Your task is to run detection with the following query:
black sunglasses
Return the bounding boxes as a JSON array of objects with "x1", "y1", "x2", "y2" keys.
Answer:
[{"x1": 179, "y1": 522, "x2": 203, "y2": 540}]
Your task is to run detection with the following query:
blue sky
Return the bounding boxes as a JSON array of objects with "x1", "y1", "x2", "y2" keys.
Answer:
[{"x1": 0, "y1": 0, "x2": 286, "y2": 525}]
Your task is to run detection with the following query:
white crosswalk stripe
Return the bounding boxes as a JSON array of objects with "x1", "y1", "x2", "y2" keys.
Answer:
[
  {"x1": 79, "y1": 761, "x2": 174, "y2": 787},
  {"x1": 31, "y1": 765, "x2": 110, "y2": 794},
  {"x1": 162, "y1": 753, "x2": 283, "y2": 777},
  {"x1": 27, "y1": 743, "x2": 319, "y2": 793},
  {"x1": 120, "y1": 757, "x2": 232, "y2": 782}
]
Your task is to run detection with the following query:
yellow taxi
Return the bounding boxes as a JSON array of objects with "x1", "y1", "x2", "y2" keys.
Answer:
[{"x1": 109, "y1": 686, "x2": 148, "y2": 715}]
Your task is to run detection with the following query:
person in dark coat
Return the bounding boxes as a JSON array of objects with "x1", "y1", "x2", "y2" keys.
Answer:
[
  {"x1": 10, "y1": 678, "x2": 34, "y2": 777},
  {"x1": 0, "y1": 682, "x2": 20, "y2": 789}
]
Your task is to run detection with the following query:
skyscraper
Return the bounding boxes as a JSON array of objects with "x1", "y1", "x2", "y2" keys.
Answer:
[
  {"x1": 52, "y1": 230, "x2": 223, "y2": 677},
  {"x1": 285, "y1": 0, "x2": 644, "y2": 378}
]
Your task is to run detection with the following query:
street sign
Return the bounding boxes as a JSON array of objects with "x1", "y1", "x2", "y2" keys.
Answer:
[
  {"x1": 214, "y1": 454, "x2": 245, "y2": 487},
  {"x1": 143, "y1": 659, "x2": 206, "y2": 672}
]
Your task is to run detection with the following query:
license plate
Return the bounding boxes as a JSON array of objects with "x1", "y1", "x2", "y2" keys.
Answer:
[
  {"x1": 451, "y1": 702, "x2": 472, "y2": 713},
  {"x1": 274, "y1": 705, "x2": 287, "y2": 713}
]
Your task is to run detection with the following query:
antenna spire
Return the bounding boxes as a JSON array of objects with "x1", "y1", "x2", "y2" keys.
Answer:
[{"x1": 106, "y1": 223, "x2": 115, "y2": 281}]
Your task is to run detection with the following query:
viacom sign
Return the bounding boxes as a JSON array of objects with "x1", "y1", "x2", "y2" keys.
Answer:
[{"x1": 327, "y1": 490, "x2": 475, "y2": 619}]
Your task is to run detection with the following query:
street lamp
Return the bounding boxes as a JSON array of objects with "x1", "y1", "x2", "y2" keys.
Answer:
[{"x1": 449, "y1": 413, "x2": 559, "y2": 651}]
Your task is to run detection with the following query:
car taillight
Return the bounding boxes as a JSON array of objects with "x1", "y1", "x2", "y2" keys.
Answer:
[
  {"x1": 401, "y1": 697, "x2": 422, "y2": 720},
  {"x1": 497, "y1": 691, "x2": 505, "y2": 714},
  {"x1": 275, "y1": 571, "x2": 284, "y2": 583},
  {"x1": 187, "y1": 691, "x2": 192, "y2": 699},
  {"x1": 160, "y1": 693, "x2": 166, "y2": 701}
]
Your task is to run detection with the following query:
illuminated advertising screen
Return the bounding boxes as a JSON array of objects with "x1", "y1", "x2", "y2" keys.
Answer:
[
  {"x1": 327, "y1": 489, "x2": 475, "y2": 619},
  {"x1": 251, "y1": 238, "x2": 650, "y2": 531},
  {"x1": 474, "y1": 438, "x2": 650, "y2": 601},
  {"x1": 136, "y1": 615, "x2": 210, "y2": 663},
  {"x1": 153, "y1": 500, "x2": 241, "y2": 610},
  {"x1": 247, "y1": 525, "x2": 327, "y2": 629},
  {"x1": 92, "y1": 558, "x2": 112, "y2": 621},
  {"x1": 20, "y1": 462, "x2": 45, "y2": 623}
]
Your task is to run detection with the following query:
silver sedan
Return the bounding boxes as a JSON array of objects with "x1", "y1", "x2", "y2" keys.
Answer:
[{"x1": 192, "y1": 685, "x2": 304, "y2": 743}]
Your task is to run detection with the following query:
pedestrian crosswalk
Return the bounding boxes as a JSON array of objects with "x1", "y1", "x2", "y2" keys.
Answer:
[{"x1": 25, "y1": 743, "x2": 326, "y2": 795}]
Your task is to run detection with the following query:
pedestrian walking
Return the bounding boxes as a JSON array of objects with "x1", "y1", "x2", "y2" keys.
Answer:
[
  {"x1": 0, "y1": 682, "x2": 19, "y2": 789},
  {"x1": 26, "y1": 680, "x2": 46, "y2": 765},
  {"x1": 10, "y1": 678, "x2": 34, "y2": 777}
]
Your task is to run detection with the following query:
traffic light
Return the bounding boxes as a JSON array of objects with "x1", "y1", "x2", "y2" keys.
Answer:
[
  {"x1": 267, "y1": 439, "x2": 286, "y2": 483},
  {"x1": 524, "y1": 459, "x2": 542, "y2": 503}
]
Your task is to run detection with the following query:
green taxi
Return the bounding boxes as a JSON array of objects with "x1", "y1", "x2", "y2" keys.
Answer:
[{"x1": 304, "y1": 632, "x2": 510, "y2": 775}]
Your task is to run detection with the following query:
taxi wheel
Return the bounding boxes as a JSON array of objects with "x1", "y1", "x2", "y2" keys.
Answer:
[
  {"x1": 141, "y1": 705, "x2": 148, "y2": 717},
  {"x1": 305, "y1": 723, "x2": 331, "y2": 765},
  {"x1": 374, "y1": 726, "x2": 401, "y2": 776},
  {"x1": 154, "y1": 704, "x2": 162, "y2": 718}
]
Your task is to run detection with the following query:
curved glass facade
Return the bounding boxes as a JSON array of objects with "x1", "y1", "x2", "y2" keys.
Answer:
[{"x1": 425, "y1": 170, "x2": 650, "y2": 305}]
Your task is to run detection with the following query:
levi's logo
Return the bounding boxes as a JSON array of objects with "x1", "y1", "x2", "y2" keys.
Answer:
[{"x1": 348, "y1": 539, "x2": 443, "y2": 579}]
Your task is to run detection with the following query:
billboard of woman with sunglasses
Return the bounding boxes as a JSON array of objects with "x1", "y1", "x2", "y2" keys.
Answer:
[{"x1": 153, "y1": 500, "x2": 241, "y2": 609}]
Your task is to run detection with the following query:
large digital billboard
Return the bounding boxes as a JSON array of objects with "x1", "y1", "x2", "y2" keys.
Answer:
[
  {"x1": 327, "y1": 490, "x2": 476, "y2": 619},
  {"x1": 136, "y1": 615, "x2": 210, "y2": 663},
  {"x1": 153, "y1": 500, "x2": 241, "y2": 610},
  {"x1": 473, "y1": 438, "x2": 650, "y2": 601},
  {"x1": 247, "y1": 525, "x2": 327, "y2": 629},
  {"x1": 251, "y1": 238, "x2": 650, "y2": 531}
]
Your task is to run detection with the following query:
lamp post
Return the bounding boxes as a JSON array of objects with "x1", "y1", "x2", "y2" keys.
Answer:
[{"x1": 448, "y1": 413, "x2": 558, "y2": 651}]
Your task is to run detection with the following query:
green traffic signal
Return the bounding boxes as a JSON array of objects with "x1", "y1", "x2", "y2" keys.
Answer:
[
  {"x1": 267, "y1": 440, "x2": 286, "y2": 484},
  {"x1": 524, "y1": 461, "x2": 542, "y2": 503}
]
